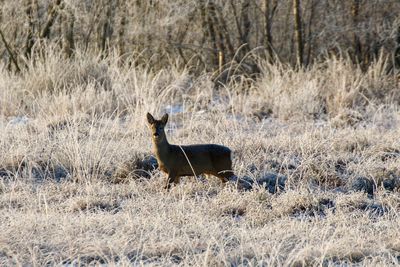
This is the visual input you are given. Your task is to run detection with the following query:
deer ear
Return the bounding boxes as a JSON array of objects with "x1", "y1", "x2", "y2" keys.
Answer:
[
  {"x1": 161, "y1": 113, "x2": 168, "y2": 125},
  {"x1": 146, "y1": 113, "x2": 155, "y2": 124}
]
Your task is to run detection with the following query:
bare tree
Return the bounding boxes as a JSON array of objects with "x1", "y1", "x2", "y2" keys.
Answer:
[
  {"x1": 97, "y1": 0, "x2": 113, "y2": 57},
  {"x1": 0, "y1": 29, "x2": 20, "y2": 73},
  {"x1": 199, "y1": 0, "x2": 218, "y2": 70},
  {"x1": 395, "y1": 25, "x2": 400, "y2": 70},
  {"x1": 117, "y1": 1, "x2": 127, "y2": 58},
  {"x1": 264, "y1": 0, "x2": 278, "y2": 61},
  {"x1": 0, "y1": 0, "x2": 400, "y2": 74},
  {"x1": 305, "y1": 0, "x2": 316, "y2": 66},
  {"x1": 24, "y1": 0, "x2": 35, "y2": 58},
  {"x1": 351, "y1": 0, "x2": 362, "y2": 64},
  {"x1": 40, "y1": 0, "x2": 64, "y2": 40},
  {"x1": 240, "y1": 0, "x2": 251, "y2": 53},
  {"x1": 293, "y1": 0, "x2": 303, "y2": 66},
  {"x1": 61, "y1": 7, "x2": 75, "y2": 58}
]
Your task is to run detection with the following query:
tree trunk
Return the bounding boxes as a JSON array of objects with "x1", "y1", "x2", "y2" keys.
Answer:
[
  {"x1": 305, "y1": 0, "x2": 316, "y2": 66},
  {"x1": 240, "y1": 0, "x2": 251, "y2": 55},
  {"x1": 99, "y1": 3, "x2": 113, "y2": 57},
  {"x1": 0, "y1": 29, "x2": 20, "y2": 73},
  {"x1": 40, "y1": 0, "x2": 63, "y2": 39},
  {"x1": 117, "y1": 1, "x2": 127, "y2": 58},
  {"x1": 24, "y1": 0, "x2": 35, "y2": 58},
  {"x1": 394, "y1": 25, "x2": 400, "y2": 69},
  {"x1": 62, "y1": 8, "x2": 75, "y2": 58},
  {"x1": 264, "y1": 0, "x2": 278, "y2": 61},
  {"x1": 293, "y1": 0, "x2": 303, "y2": 67},
  {"x1": 215, "y1": 6, "x2": 235, "y2": 60},
  {"x1": 199, "y1": 1, "x2": 218, "y2": 70},
  {"x1": 351, "y1": 0, "x2": 362, "y2": 64}
]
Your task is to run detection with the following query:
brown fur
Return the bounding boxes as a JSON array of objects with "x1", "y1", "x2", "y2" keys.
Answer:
[{"x1": 146, "y1": 113, "x2": 235, "y2": 189}]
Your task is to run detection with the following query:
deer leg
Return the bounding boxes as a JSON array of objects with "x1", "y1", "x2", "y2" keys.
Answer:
[
  {"x1": 165, "y1": 172, "x2": 177, "y2": 190},
  {"x1": 173, "y1": 176, "x2": 181, "y2": 184}
]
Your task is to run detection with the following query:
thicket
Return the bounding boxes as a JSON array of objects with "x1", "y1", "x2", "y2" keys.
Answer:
[{"x1": 0, "y1": 0, "x2": 399, "y2": 76}]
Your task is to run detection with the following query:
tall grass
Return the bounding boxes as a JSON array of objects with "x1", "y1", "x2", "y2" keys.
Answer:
[{"x1": 0, "y1": 50, "x2": 399, "y2": 266}]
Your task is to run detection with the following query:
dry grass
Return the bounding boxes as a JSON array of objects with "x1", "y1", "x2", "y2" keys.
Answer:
[{"x1": 0, "y1": 51, "x2": 400, "y2": 266}]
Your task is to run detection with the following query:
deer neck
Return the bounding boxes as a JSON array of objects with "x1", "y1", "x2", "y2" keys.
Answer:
[{"x1": 152, "y1": 135, "x2": 170, "y2": 161}]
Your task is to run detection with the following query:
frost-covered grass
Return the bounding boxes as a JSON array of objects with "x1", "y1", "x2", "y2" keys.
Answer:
[{"x1": 0, "y1": 52, "x2": 400, "y2": 266}]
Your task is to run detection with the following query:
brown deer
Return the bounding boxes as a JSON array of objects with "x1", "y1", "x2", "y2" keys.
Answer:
[{"x1": 146, "y1": 113, "x2": 235, "y2": 189}]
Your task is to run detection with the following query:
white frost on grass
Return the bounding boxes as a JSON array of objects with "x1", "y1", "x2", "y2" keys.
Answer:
[{"x1": 8, "y1": 116, "x2": 29, "y2": 126}]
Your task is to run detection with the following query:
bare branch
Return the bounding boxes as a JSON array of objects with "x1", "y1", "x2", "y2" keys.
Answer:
[{"x1": 0, "y1": 28, "x2": 21, "y2": 73}]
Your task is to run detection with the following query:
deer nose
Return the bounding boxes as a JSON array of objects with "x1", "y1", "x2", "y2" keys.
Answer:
[{"x1": 153, "y1": 132, "x2": 159, "y2": 137}]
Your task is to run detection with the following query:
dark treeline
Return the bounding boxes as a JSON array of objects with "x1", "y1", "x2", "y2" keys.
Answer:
[{"x1": 0, "y1": 0, "x2": 400, "y2": 75}]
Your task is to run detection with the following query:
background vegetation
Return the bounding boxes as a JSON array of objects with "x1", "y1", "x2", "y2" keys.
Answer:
[
  {"x1": 0, "y1": 0, "x2": 400, "y2": 266},
  {"x1": 1, "y1": 0, "x2": 400, "y2": 73}
]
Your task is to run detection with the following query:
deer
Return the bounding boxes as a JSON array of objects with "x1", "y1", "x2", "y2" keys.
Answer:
[{"x1": 146, "y1": 112, "x2": 235, "y2": 189}]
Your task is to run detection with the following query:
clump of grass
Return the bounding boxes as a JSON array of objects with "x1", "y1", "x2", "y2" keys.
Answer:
[
  {"x1": 22, "y1": 46, "x2": 112, "y2": 95},
  {"x1": 112, "y1": 154, "x2": 157, "y2": 183},
  {"x1": 68, "y1": 196, "x2": 121, "y2": 213},
  {"x1": 254, "y1": 57, "x2": 399, "y2": 121}
]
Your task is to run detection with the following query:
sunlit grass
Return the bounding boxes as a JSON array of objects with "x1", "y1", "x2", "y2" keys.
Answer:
[{"x1": 0, "y1": 51, "x2": 399, "y2": 266}]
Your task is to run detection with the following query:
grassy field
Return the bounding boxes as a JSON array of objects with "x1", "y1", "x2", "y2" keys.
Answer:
[{"x1": 0, "y1": 51, "x2": 400, "y2": 266}]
